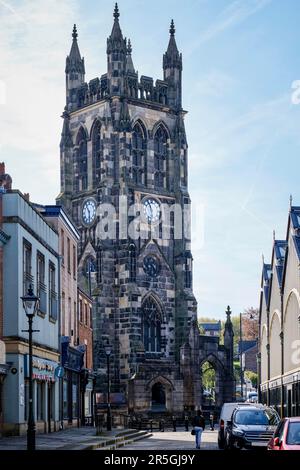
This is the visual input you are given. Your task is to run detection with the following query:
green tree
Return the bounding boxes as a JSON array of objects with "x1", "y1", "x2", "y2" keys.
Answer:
[{"x1": 244, "y1": 370, "x2": 258, "y2": 389}]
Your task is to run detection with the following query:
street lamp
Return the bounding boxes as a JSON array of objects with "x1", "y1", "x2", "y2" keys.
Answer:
[
  {"x1": 240, "y1": 311, "x2": 255, "y2": 401},
  {"x1": 104, "y1": 344, "x2": 112, "y2": 431},
  {"x1": 21, "y1": 285, "x2": 39, "y2": 451},
  {"x1": 239, "y1": 313, "x2": 244, "y2": 400}
]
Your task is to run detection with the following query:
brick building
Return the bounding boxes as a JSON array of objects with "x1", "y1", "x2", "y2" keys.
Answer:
[{"x1": 77, "y1": 288, "x2": 93, "y2": 424}]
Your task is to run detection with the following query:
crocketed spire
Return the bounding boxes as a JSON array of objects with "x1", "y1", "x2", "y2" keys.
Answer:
[
  {"x1": 72, "y1": 24, "x2": 78, "y2": 40},
  {"x1": 163, "y1": 19, "x2": 182, "y2": 70},
  {"x1": 126, "y1": 38, "x2": 136, "y2": 73},
  {"x1": 65, "y1": 24, "x2": 85, "y2": 75},
  {"x1": 170, "y1": 19, "x2": 175, "y2": 36},
  {"x1": 107, "y1": 3, "x2": 126, "y2": 53}
]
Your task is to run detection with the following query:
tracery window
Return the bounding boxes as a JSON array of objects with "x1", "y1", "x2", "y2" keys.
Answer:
[
  {"x1": 92, "y1": 120, "x2": 102, "y2": 188},
  {"x1": 142, "y1": 297, "x2": 162, "y2": 353},
  {"x1": 74, "y1": 127, "x2": 87, "y2": 191},
  {"x1": 131, "y1": 122, "x2": 146, "y2": 186},
  {"x1": 154, "y1": 126, "x2": 168, "y2": 189}
]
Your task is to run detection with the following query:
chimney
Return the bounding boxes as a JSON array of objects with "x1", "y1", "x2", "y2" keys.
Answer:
[{"x1": 0, "y1": 162, "x2": 12, "y2": 191}]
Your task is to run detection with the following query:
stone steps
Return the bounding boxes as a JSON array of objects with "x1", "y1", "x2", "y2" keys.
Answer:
[
  {"x1": 94, "y1": 430, "x2": 152, "y2": 450},
  {"x1": 83, "y1": 430, "x2": 152, "y2": 451}
]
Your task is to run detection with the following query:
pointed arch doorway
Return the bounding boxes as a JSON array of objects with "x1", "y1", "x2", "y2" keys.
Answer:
[{"x1": 151, "y1": 382, "x2": 166, "y2": 411}]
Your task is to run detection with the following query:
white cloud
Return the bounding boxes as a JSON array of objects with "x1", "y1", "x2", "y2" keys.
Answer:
[
  {"x1": 188, "y1": 93, "x2": 300, "y2": 174},
  {"x1": 0, "y1": 0, "x2": 79, "y2": 203},
  {"x1": 187, "y1": 0, "x2": 272, "y2": 52}
]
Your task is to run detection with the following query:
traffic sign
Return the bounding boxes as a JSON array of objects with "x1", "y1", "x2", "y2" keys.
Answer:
[{"x1": 55, "y1": 366, "x2": 65, "y2": 378}]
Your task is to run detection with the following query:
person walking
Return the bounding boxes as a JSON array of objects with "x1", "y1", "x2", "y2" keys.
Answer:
[{"x1": 192, "y1": 409, "x2": 205, "y2": 449}]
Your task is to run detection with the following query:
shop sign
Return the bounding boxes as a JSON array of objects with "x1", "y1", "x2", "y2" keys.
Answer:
[
  {"x1": 24, "y1": 355, "x2": 57, "y2": 382},
  {"x1": 283, "y1": 374, "x2": 294, "y2": 385},
  {"x1": 61, "y1": 342, "x2": 84, "y2": 372}
]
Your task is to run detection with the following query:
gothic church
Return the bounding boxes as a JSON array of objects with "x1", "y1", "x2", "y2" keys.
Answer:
[{"x1": 57, "y1": 4, "x2": 235, "y2": 413}]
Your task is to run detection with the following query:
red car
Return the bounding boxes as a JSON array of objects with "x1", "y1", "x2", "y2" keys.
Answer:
[{"x1": 268, "y1": 417, "x2": 300, "y2": 450}]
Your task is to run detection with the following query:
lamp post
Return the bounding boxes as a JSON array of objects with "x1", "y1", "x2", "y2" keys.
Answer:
[
  {"x1": 21, "y1": 285, "x2": 39, "y2": 451},
  {"x1": 240, "y1": 313, "x2": 244, "y2": 400},
  {"x1": 105, "y1": 344, "x2": 112, "y2": 431}
]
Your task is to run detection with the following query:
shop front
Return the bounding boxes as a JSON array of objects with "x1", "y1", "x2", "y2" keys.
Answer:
[
  {"x1": 61, "y1": 338, "x2": 84, "y2": 426},
  {"x1": 24, "y1": 355, "x2": 59, "y2": 433},
  {"x1": 80, "y1": 370, "x2": 94, "y2": 426}
]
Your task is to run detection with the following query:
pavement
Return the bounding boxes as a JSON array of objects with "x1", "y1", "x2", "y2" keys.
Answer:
[
  {"x1": 121, "y1": 428, "x2": 219, "y2": 451},
  {"x1": 0, "y1": 426, "x2": 144, "y2": 451},
  {"x1": 0, "y1": 426, "x2": 219, "y2": 451}
]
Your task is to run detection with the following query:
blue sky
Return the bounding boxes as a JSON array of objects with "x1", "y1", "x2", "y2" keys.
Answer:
[{"x1": 1, "y1": 0, "x2": 300, "y2": 319}]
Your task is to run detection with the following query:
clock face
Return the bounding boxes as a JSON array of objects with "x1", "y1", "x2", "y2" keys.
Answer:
[
  {"x1": 143, "y1": 198, "x2": 160, "y2": 223},
  {"x1": 82, "y1": 199, "x2": 97, "y2": 225},
  {"x1": 143, "y1": 255, "x2": 160, "y2": 277}
]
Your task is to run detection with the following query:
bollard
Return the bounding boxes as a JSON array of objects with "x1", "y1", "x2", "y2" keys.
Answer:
[
  {"x1": 172, "y1": 415, "x2": 176, "y2": 432},
  {"x1": 184, "y1": 415, "x2": 189, "y2": 432},
  {"x1": 210, "y1": 413, "x2": 214, "y2": 431}
]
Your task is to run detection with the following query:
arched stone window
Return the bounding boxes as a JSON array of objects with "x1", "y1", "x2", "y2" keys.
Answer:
[
  {"x1": 154, "y1": 126, "x2": 168, "y2": 189},
  {"x1": 92, "y1": 120, "x2": 102, "y2": 188},
  {"x1": 74, "y1": 127, "x2": 87, "y2": 191},
  {"x1": 185, "y1": 252, "x2": 192, "y2": 289},
  {"x1": 269, "y1": 312, "x2": 281, "y2": 379},
  {"x1": 83, "y1": 256, "x2": 97, "y2": 294},
  {"x1": 142, "y1": 296, "x2": 162, "y2": 353},
  {"x1": 180, "y1": 139, "x2": 187, "y2": 187},
  {"x1": 132, "y1": 122, "x2": 146, "y2": 186}
]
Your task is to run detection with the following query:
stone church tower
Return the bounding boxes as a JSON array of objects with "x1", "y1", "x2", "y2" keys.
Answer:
[{"x1": 57, "y1": 5, "x2": 206, "y2": 413}]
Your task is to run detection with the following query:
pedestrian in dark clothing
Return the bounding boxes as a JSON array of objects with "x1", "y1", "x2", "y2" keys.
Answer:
[{"x1": 192, "y1": 410, "x2": 205, "y2": 449}]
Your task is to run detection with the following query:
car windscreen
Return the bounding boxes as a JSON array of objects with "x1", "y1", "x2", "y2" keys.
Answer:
[
  {"x1": 234, "y1": 409, "x2": 276, "y2": 426},
  {"x1": 286, "y1": 422, "x2": 300, "y2": 445}
]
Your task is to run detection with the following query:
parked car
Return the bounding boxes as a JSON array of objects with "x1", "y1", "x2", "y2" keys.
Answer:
[
  {"x1": 218, "y1": 402, "x2": 251, "y2": 449},
  {"x1": 246, "y1": 392, "x2": 258, "y2": 403},
  {"x1": 268, "y1": 417, "x2": 300, "y2": 450},
  {"x1": 225, "y1": 405, "x2": 280, "y2": 450}
]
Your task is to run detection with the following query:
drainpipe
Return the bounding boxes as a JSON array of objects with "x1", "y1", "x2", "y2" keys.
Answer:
[
  {"x1": 58, "y1": 254, "x2": 63, "y2": 430},
  {"x1": 266, "y1": 272, "x2": 272, "y2": 407},
  {"x1": 280, "y1": 287, "x2": 284, "y2": 418}
]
